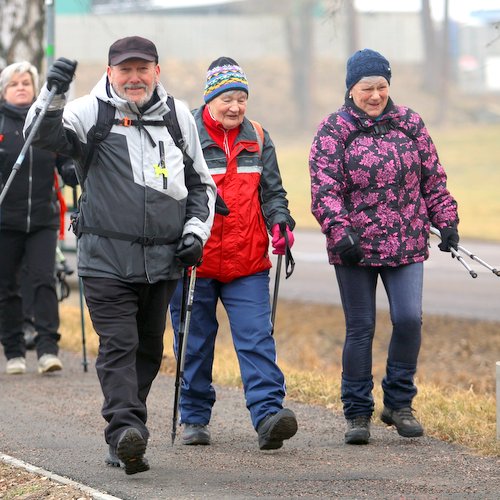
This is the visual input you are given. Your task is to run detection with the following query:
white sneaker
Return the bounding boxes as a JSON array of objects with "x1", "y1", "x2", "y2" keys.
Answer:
[
  {"x1": 38, "y1": 354, "x2": 63, "y2": 374},
  {"x1": 6, "y1": 357, "x2": 26, "y2": 375}
]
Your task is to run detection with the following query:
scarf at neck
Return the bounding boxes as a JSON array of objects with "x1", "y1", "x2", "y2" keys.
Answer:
[{"x1": 1, "y1": 101, "x2": 31, "y2": 119}]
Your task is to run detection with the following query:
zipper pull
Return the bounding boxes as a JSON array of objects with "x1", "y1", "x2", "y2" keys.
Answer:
[{"x1": 158, "y1": 141, "x2": 168, "y2": 189}]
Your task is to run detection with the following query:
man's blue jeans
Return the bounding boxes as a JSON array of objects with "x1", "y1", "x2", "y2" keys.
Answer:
[{"x1": 334, "y1": 263, "x2": 423, "y2": 418}]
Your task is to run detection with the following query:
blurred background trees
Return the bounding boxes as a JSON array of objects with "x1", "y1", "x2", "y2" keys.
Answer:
[
  {"x1": 1, "y1": 0, "x2": 499, "y2": 133},
  {"x1": 0, "y1": 0, "x2": 45, "y2": 69}
]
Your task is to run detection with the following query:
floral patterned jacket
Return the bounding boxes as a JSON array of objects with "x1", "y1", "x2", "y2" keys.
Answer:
[{"x1": 309, "y1": 98, "x2": 459, "y2": 266}]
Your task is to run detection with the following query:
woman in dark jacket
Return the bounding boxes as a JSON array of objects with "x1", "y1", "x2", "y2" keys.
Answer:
[
  {"x1": 0, "y1": 61, "x2": 73, "y2": 374},
  {"x1": 309, "y1": 49, "x2": 459, "y2": 445}
]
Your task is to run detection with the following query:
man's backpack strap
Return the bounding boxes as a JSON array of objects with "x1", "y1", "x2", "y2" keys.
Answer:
[
  {"x1": 78, "y1": 225, "x2": 177, "y2": 246},
  {"x1": 249, "y1": 119, "x2": 264, "y2": 157},
  {"x1": 82, "y1": 98, "x2": 116, "y2": 183},
  {"x1": 164, "y1": 95, "x2": 194, "y2": 169},
  {"x1": 83, "y1": 96, "x2": 194, "y2": 180}
]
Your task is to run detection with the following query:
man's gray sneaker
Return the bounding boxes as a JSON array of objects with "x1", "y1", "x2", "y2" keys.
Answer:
[
  {"x1": 116, "y1": 428, "x2": 149, "y2": 475},
  {"x1": 381, "y1": 406, "x2": 424, "y2": 438},
  {"x1": 182, "y1": 424, "x2": 211, "y2": 445},
  {"x1": 344, "y1": 415, "x2": 371, "y2": 445},
  {"x1": 257, "y1": 408, "x2": 298, "y2": 450}
]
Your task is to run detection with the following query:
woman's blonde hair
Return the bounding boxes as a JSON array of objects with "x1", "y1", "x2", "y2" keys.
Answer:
[{"x1": 0, "y1": 61, "x2": 39, "y2": 101}]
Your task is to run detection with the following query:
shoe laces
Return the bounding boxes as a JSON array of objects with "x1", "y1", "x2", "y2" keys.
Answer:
[
  {"x1": 349, "y1": 415, "x2": 370, "y2": 427},
  {"x1": 396, "y1": 407, "x2": 416, "y2": 420}
]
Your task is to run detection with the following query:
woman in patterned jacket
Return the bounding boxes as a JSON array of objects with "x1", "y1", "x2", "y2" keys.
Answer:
[{"x1": 309, "y1": 49, "x2": 459, "y2": 445}]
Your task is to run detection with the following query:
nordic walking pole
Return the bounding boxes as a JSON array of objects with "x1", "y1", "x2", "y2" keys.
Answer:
[
  {"x1": 271, "y1": 254, "x2": 283, "y2": 336},
  {"x1": 72, "y1": 187, "x2": 88, "y2": 372},
  {"x1": 0, "y1": 87, "x2": 58, "y2": 206},
  {"x1": 430, "y1": 227, "x2": 478, "y2": 278},
  {"x1": 172, "y1": 266, "x2": 197, "y2": 445},
  {"x1": 456, "y1": 243, "x2": 500, "y2": 277},
  {"x1": 270, "y1": 222, "x2": 295, "y2": 335},
  {"x1": 171, "y1": 269, "x2": 189, "y2": 445},
  {"x1": 78, "y1": 272, "x2": 88, "y2": 372}
]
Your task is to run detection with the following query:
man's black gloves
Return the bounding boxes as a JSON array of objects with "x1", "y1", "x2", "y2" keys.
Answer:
[
  {"x1": 336, "y1": 231, "x2": 364, "y2": 265},
  {"x1": 438, "y1": 227, "x2": 459, "y2": 252},
  {"x1": 175, "y1": 233, "x2": 203, "y2": 267},
  {"x1": 47, "y1": 57, "x2": 78, "y2": 93}
]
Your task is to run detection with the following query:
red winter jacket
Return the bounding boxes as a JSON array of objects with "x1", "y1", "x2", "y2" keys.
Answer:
[{"x1": 193, "y1": 105, "x2": 294, "y2": 282}]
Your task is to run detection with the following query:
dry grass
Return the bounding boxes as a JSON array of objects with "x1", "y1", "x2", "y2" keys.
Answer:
[{"x1": 59, "y1": 300, "x2": 500, "y2": 457}]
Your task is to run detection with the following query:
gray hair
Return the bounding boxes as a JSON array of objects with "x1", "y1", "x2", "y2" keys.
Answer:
[{"x1": 0, "y1": 61, "x2": 39, "y2": 100}]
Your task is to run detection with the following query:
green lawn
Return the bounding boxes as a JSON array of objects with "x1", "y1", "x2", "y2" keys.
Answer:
[{"x1": 275, "y1": 124, "x2": 500, "y2": 242}]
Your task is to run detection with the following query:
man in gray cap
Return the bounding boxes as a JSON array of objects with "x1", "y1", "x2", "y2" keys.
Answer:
[{"x1": 25, "y1": 36, "x2": 216, "y2": 474}]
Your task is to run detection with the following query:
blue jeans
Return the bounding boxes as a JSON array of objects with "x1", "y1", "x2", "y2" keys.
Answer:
[
  {"x1": 334, "y1": 263, "x2": 423, "y2": 418},
  {"x1": 169, "y1": 271, "x2": 286, "y2": 430}
]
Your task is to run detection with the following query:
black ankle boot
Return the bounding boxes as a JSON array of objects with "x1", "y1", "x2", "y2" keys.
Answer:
[
  {"x1": 344, "y1": 415, "x2": 371, "y2": 445},
  {"x1": 381, "y1": 406, "x2": 424, "y2": 438}
]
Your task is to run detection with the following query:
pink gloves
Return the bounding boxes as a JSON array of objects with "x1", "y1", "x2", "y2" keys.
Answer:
[{"x1": 271, "y1": 224, "x2": 294, "y2": 255}]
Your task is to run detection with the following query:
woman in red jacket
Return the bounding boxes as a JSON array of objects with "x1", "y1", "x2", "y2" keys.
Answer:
[{"x1": 170, "y1": 57, "x2": 297, "y2": 450}]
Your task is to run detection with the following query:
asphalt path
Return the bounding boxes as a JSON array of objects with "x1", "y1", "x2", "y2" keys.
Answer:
[
  {"x1": 1, "y1": 230, "x2": 500, "y2": 499},
  {"x1": 1, "y1": 350, "x2": 500, "y2": 500},
  {"x1": 61, "y1": 228, "x2": 500, "y2": 321}
]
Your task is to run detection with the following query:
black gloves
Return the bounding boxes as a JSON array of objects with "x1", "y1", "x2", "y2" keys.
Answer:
[
  {"x1": 175, "y1": 233, "x2": 203, "y2": 267},
  {"x1": 59, "y1": 161, "x2": 79, "y2": 187},
  {"x1": 215, "y1": 193, "x2": 230, "y2": 216},
  {"x1": 47, "y1": 57, "x2": 78, "y2": 93},
  {"x1": 336, "y1": 231, "x2": 364, "y2": 266},
  {"x1": 438, "y1": 227, "x2": 459, "y2": 252}
]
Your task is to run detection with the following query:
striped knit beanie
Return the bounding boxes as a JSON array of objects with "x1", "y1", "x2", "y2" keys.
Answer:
[{"x1": 204, "y1": 57, "x2": 249, "y2": 104}]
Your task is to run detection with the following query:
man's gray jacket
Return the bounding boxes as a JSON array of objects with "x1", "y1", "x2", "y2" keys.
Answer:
[{"x1": 25, "y1": 75, "x2": 216, "y2": 283}]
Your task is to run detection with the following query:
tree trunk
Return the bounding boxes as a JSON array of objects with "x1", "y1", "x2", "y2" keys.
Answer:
[
  {"x1": 0, "y1": 0, "x2": 45, "y2": 71},
  {"x1": 345, "y1": 0, "x2": 359, "y2": 57},
  {"x1": 285, "y1": 0, "x2": 316, "y2": 130},
  {"x1": 436, "y1": 0, "x2": 450, "y2": 125},
  {"x1": 420, "y1": 0, "x2": 438, "y2": 92}
]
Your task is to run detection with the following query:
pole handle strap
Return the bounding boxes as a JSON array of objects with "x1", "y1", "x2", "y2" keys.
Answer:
[{"x1": 280, "y1": 222, "x2": 295, "y2": 278}]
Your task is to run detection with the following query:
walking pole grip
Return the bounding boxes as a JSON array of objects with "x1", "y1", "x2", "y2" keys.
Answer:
[{"x1": 430, "y1": 227, "x2": 477, "y2": 278}]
